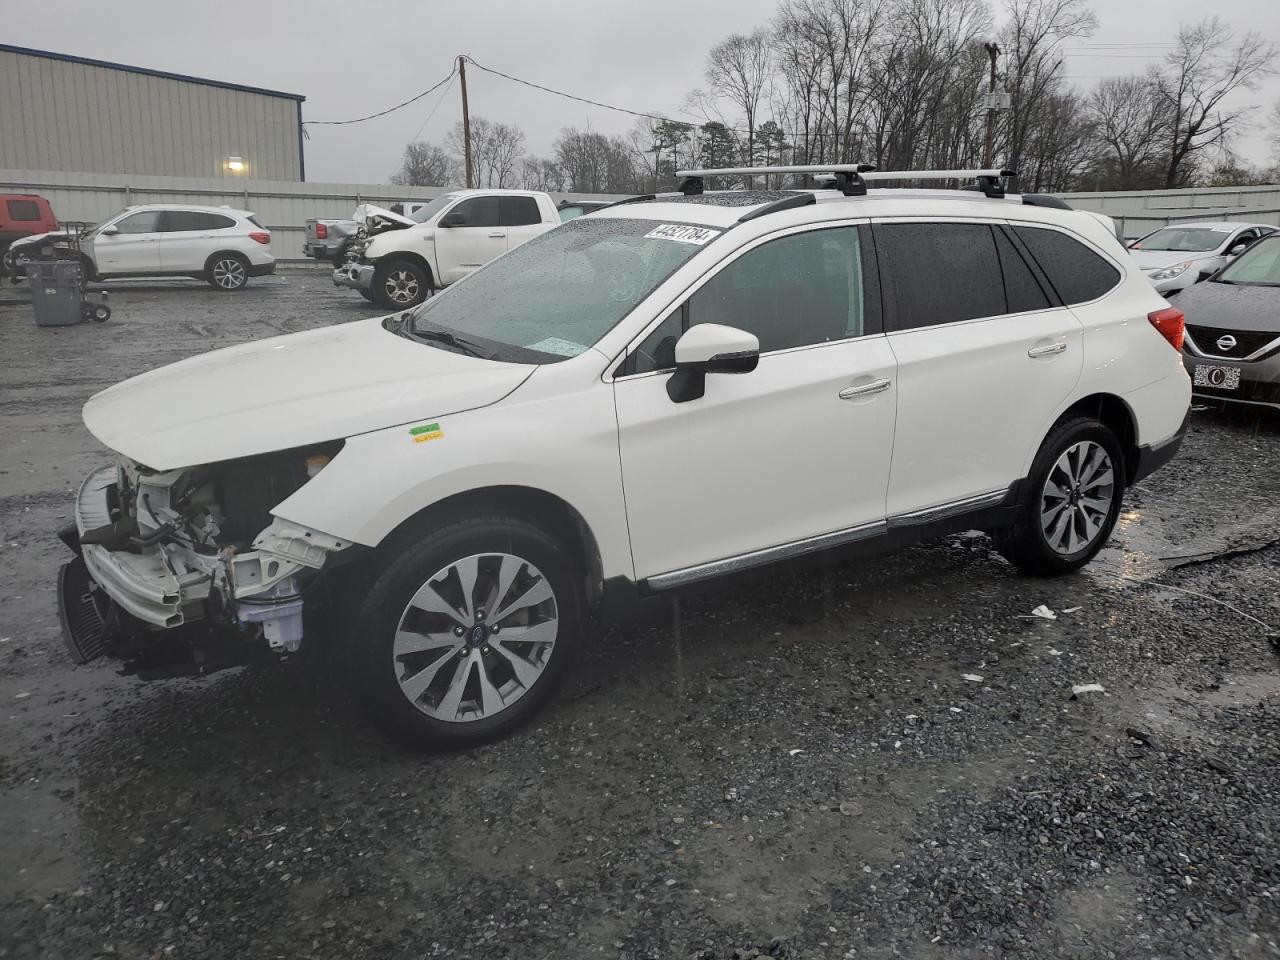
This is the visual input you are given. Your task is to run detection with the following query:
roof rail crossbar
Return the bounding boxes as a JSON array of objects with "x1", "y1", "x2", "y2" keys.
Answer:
[
  {"x1": 862, "y1": 167, "x2": 1016, "y2": 197},
  {"x1": 675, "y1": 163, "x2": 877, "y2": 197},
  {"x1": 587, "y1": 194, "x2": 657, "y2": 213},
  {"x1": 736, "y1": 193, "x2": 817, "y2": 223}
]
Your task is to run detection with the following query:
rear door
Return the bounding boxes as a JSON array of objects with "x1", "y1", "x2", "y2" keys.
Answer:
[
  {"x1": 434, "y1": 196, "x2": 506, "y2": 284},
  {"x1": 875, "y1": 219, "x2": 1084, "y2": 518},
  {"x1": 159, "y1": 211, "x2": 235, "y2": 273},
  {"x1": 500, "y1": 195, "x2": 545, "y2": 250},
  {"x1": 93, "y1": 210, "x2": 163, "y2": 274}
]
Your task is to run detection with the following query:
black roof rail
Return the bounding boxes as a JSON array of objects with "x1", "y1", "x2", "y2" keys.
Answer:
[
  {"x1": 585, "y1": 194, "x2": 657, "y2": 213},
  {"x1": 737, "y1": 193, "x2": 817, "y2": 223},
  {"x1": 1021, "y1": 194, "x2": 1072, "y2": 210}
]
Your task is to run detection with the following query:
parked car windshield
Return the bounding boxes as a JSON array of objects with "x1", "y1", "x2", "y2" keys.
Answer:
[
  {"x1": 1133, "y1": 226, "x2": 1228, "y2": 253},
  {"x1": 396, "y1": 217, "x2": 714, "y2": 362},
  {"x1": 1216, "y1": 236, "x2": 1280, "y2": 285},
  {"x1": 410, "y1": 195, "x2": 459, "y2": 223}
]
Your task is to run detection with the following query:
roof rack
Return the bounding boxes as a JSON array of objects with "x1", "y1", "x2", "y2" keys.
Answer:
[
  {"x1": 674, "y1": 163, "x2": 878, "y2": 198},
  {"x1": 862, "y1": 168, "x2": 1016, "y2": 198}
]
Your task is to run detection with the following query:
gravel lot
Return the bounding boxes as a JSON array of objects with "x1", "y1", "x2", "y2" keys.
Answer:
[{"x1": 2, "y1": 271, "x2": 1279, "y2": 960}]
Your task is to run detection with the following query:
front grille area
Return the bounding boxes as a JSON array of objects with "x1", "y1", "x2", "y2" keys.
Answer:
[{"x1": 1186, "y1": 324, "x2": 1280, "y2": 360}]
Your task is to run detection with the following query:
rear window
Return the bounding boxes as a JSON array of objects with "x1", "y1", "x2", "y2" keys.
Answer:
[
  {"x1": 6, "y1": 198, "x2": 42, "y2": 222},
  {"x1": 499, "y1": 196, "x2": 541, "y2": 227},
  {"x1": 1014, "y1": 226, "x2": 1121, "y2": 305}
]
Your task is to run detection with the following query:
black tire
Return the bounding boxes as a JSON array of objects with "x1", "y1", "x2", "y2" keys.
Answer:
[
  {"x1": 373, "y1": 258, "x2": 431, "y2": 309},
  {"x1": 348, "y1": 513, "x2": 582, "y2": 750},
  {"x1": 995, "y1": 416, "x2": 1126, "y2": 577},
  {"x1": 206, "y1": 253, "x2": 250, "y2": 291},
  {"x1": 91, "y1": 304, "x2": 111, "y2": 323},
  {"x1": 78, "y1": 253, "x2": 97, "y2": 282}
]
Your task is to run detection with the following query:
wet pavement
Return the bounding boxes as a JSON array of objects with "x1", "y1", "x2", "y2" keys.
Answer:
[{"x1": 2, "y1": 272, "x2": 1279, "y2": 960}]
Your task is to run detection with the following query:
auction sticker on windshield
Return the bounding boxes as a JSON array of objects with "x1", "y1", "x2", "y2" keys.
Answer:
[{"x1": 644, "y1": 224, "x2": 721, "y2": 245}]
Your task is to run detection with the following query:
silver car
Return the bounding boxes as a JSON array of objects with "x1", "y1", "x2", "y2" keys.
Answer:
[{"x1": 1130, "y1": 221, "x2": 1276, "y2": 295}]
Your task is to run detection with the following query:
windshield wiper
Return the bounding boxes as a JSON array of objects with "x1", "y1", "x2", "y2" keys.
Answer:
[{"x1": 409, "y1": 324, "x2": 490, "y2": 358}]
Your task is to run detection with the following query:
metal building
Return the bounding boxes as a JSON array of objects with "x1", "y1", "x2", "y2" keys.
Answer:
[{"x1": 0, "y1": 44, "x2": 306, "y2": 181}]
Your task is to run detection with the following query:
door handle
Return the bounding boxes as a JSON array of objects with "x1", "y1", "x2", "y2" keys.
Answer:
[
  {"x1": 1028, "y1": 341, "x2": 1067, "y2": 358},
  {"x1": 839, "y1": 378, "x2": 892, "y2": 400},
  {"x1": 488, "y1": 231, "x2": 507, "y2": 238}
]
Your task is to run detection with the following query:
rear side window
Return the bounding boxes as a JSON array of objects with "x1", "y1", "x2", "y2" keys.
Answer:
[
  {"x1": 162, "y1": 211, "x2": 236, "y2": 232},
  {"x1": 875, "y1": 222, "x2": 1005, "y2": 329},
  {"x1": 449, "y1": 196, "x2": 500, "y2": 228},
  {"x1": 499, "y1": 196, "x2": 541, "y2": 227},
  {"x1": 6, "y1": 198, "x2": 41, "y2": 221},
  {"x1": 994, "y1": 227, "x2": 1052, "y2": 313},
  {"x1": 1014, "y1": 226, "x2": 1120, "y2": 305}
]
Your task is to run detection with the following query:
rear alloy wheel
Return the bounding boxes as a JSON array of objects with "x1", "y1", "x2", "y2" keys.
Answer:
[
  {"x1": 374, "y1": 259, "x2": 431, "y2": 309},
  {"x1": 996, "y1": 417, "x2": 1125, "y2": 576},
  {"x1": 208, "y1": 254, "x2": 249, "y2": 291},
  {"x1": 352, "y1": 514, "x2": 580, "y2": 750}
]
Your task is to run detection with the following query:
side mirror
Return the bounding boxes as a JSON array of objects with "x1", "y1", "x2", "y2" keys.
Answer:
[
  {"x1": 1228, "y1": 242, "x2": 1248, "y2": 257},
  {"x1": 100, "y1": 226, "x2": 119, "y2": 236},
  {"x1": 439, "y1": 212, "x2": 465, "y2": 228},
  {"x1": 666, "y1": 323, "x2": 760, "y2": 403}
]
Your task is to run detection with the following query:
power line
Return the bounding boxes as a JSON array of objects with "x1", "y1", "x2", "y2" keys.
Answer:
[
  {"x1": 409, "y1": 70, "x2": 457, "y2": 143},
  {"x1": 304, "y1": 67, "x2": 456, "y2": 126}
]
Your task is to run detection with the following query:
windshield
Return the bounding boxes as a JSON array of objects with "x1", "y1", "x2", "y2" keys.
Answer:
[
  {"x1": 1216, "y1": 236, "x2": 1280, "y2": 285},
  {"x1": 395, "y1": 217, "x2": 718, "y2": 362},
  {"x1": 410, "y1": 195, "x2": 459, "y2": 223},
  {"x1": 1133, "y1": 226, "x2": 1229, "y2": 253}
]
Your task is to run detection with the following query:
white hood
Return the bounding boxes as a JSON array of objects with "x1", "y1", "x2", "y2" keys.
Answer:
[
  {"x1": 353, "y1": 203, "x2": 416, "y2": 228},
  {"x1": 83, "y1": 316, "x2": 534, "y2": 469},
  {"x1": 1130, "y1": 249, "x2": 1209, "y2": 271}
]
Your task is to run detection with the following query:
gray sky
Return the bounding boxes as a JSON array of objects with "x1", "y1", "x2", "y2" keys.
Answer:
[{"x1": 7, "y1": 0, "x2": 1280, "y2": 184}]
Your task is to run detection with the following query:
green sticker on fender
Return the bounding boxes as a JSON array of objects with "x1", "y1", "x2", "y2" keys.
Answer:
[{"x1": 410, "y1": 422, "x2": 443, "y2": 443}]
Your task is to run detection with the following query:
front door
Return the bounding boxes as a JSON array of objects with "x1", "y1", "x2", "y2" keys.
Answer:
[
  {"x1": 93, "y1": 210, "x2": 162, "y2": 274},
  {"x1": 873, "y1": 220, "x2": 1086, "y2": 517},
  {"x1": 614, "y1": 223, "x2": 898, "y2": 583},
  {"x1": 435, "y1": 196, "x2": 507, "y2": 284}
]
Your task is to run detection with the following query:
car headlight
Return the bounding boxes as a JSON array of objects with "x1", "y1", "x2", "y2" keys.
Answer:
[{"x1": 1149, "y1": 261, "x2": 1193, "y2": 281}]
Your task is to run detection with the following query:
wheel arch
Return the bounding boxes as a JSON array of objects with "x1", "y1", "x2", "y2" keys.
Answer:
[
  {"x1": 374, "y1": 484, "x2": 605, "y2": 609},
  {"x1": 204, "y1": 249, "x2": 249, "y2": 274},
  {"x1": 375, "y1": 251, "x2": 435, "y2": 286},
  {"x1": 1055, "y1": 392, "x2": 1140, "y2": 482}
]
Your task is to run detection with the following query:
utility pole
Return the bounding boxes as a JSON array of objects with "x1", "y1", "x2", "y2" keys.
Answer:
[
  {"x1": 458, "y1": 55, "x2": 474, "y2": 189},
  {"x1": 983, "y1": 42, "x2": 1000, "y2": 169}
]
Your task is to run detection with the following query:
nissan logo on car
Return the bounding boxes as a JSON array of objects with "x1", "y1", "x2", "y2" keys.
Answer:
[{"x1": 1217, "y1": 334, "x2": 1238, "y2": 352}]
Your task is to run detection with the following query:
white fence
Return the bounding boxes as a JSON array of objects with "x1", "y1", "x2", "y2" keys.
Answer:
[
  {"x1": 1057, "y1": 184, "x2": 1280, "y2": 240},
  {"x1": 0, "y1": 169, "x2": 623, "y2": 262}
]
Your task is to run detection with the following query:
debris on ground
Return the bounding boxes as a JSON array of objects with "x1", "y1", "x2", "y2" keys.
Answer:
[
  {"x1": 962, "y1": 673, "x2": 984, "y2": 683},
  {"x1": 1070, "y1": 683, "x2": 1106, "y2": 698},
  {"x1": 1019, "y1": 604, "x2": 1058, "y2": 621},
  {"x1": 1124, "y1": 726, "x2": 1159, "y2": 748}
]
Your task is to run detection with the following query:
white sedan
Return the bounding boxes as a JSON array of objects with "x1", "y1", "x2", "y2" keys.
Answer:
[{"x1": 1128, "y1": 221, "x2": 1276, "y2": 294}]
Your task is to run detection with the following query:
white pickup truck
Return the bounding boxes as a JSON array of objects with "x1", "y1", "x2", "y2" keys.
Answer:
[{"x1": 333, "y1": 189, "x2": 562, "y2": 308}]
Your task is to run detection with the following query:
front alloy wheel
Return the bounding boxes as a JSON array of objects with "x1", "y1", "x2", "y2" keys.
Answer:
[
  {"x1": 351, "y1": 513, "x2": 580, "y2": 749},
  {"x1": 393, "y1": 553, "x2": 558, "y2": 723},
  {"x1": 374, "y1": 259, "x2": 431, "y2": 308}
]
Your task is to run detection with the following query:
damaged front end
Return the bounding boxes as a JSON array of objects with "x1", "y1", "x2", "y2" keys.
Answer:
[{"x1": 57, "y1": 444, "x2": 353, "y2": 680}]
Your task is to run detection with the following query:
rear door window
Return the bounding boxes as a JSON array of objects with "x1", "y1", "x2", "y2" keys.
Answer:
[
  {"x1": 499, "y1": 196, "x2": 541, "y2": 227},
  {"x1": 994, "y1": 227, "x2": 1053, "y2": 313},
  {"x1": 875, "y1": 222, "x2": 1006, "y2": 330},
  {"x1": 1013, "y1": 226, "x2": 1121, "y2": 305},
  {"x1": 161, "y1": 211, "x2": 236, "y2": 232},
  {"x1": 6, "y1": 198, "x2": 41, "y2": 221}
]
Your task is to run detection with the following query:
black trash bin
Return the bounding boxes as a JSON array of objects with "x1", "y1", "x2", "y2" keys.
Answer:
[{"x1": 25, "y1": 261, "x2": 84, "y2": 327}]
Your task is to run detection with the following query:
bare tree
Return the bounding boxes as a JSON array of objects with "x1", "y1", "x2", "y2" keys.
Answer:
[
  {"x1": 1155, "y1": 18, "x2": 1277, "y2": 187},
  {"x1": 1087, "y1": 76, "x2": 1169, "y2": 189},
  {"x1": 705, "y1": 28, "x2": 772, "y2": 164},
  {"x1": 446, "y1": 117, "x2": 527, "y2": 188},
  {"x1": 391, "y1": 142, "x2": 457, "y2": 187},
  {"x1": 520, "y1": 157, "x2": 565, "y2": 192}
]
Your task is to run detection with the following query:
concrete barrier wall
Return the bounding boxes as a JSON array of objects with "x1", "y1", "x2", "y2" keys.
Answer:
[{"x1": 0, "y1": 169, "x2": 625, "y2": 262}]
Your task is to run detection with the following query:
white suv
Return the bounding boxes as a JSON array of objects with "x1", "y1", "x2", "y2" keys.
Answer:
[
  {"x1": 8, "y1": 203, "x2": 274, "y2": 290},
  {"x1": 56, "y1": 167, "x2": 1190, "y2": 750}
]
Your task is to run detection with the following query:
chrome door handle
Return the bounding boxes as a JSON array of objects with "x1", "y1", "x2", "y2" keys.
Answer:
[
  {"x1": 1028, "y1": 342, "x2": 1067, "y2": 358},
  {"x1": 488, "y1": 231, "x2": 506, "y2": 238},
  {"x1": 839, "y1": 378, "x2": 892, "y2": 400}
]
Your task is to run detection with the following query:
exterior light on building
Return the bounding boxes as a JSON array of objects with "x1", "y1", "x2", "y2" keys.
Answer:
[{"x1": 225, "y1": 156, "x2": 246, "y2": 173}]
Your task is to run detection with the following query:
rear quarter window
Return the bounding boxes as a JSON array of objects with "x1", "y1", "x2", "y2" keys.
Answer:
[{"x1": 1014, "y1": 226, "x2": 1121, "y2": 305}]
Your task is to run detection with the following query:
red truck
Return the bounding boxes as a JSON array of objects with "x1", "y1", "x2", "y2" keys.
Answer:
[{"x1": 0, "y1": 193, "x2": 59, "y2": 263}]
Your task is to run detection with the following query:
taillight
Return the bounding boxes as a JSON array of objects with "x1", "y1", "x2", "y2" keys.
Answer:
[
  {"x1": 315, "y1": 222, "x2": 328, "y2": 239},
  {"x1": 249, "y1": 231, "x2": 271, "y2": 245},
  {"x1": 1148, "y1": 306, "x2": 1185, "y2": 351}
]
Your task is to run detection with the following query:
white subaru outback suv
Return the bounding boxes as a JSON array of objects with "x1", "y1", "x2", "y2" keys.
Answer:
[{"x1": 57, "y1": 166, "x2": 1190, "y2": 750}]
